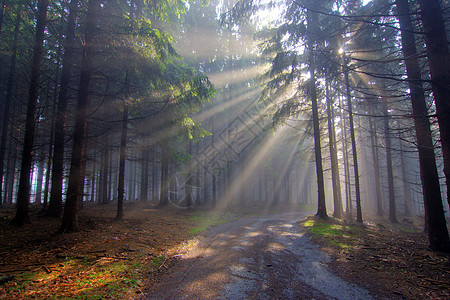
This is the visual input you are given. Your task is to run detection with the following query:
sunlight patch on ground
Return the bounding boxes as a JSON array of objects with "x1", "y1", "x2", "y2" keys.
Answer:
[
  {"x1": 266, "y1": 242, "x2": 285, "y2": 252},
  {"x1": 245, "y1": 231, "x2": 262, "y2": 238}
]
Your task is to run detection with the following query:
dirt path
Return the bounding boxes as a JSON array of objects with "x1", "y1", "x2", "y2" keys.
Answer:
[{"x1": 140, "y1": 212, "x2": 373, "y2": 299}]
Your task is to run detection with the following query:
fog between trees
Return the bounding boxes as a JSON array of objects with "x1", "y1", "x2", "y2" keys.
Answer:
[{"x1": 0, "y1": 0, "x2": 449, "y2": 252}]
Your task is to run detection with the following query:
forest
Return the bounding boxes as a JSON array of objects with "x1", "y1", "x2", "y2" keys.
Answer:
[{"x1": 0, "y1": 0, "x2": 449, "y2": 298}]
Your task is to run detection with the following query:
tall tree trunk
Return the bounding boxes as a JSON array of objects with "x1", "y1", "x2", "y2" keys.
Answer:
[
  {"x1": 116, "y1": 91, "x2": 129, "y2": 221},
  {"x1": 307, "y1": 9, "x2": 327, "y2": 219},
  {"x1": 340, "y1": 95, "x2": 352, "y2": 215},
  {"x1": 417, "y1": 0, "x2": 450, "y2": 212},
  {"x1": 42, "y1": 101, "x2": 56, "y2": 209},
  {"x1": 159, "y1": 144, "x2": 169, "y2": 206},
  {"x1": 109, "y1": 148, "x2": 114, "y2": 201},
  {"x1": 48, "y1": 0, "x2": 79, "y2": 217},
  {"x1": 185, "y1": 140, "x2": 193, "y2": 208},
  {"x1": 6, "y1": 127, "x2": 20, "y2": 204},
  {"x1": 60, "y1": 0, "x2": 100, "y2": 233},
  {"x1": 91, "y1": 149, "x2": 97, "y2": 202},
  {"x1": 369, "y1": 109, "x2": 383, "y2": 216},
  {"x1": 0, "y1": 0, "x2": 6, "y2": 37},
  {"x1": 151, "y1": 148, "x2": 158, "y2": 202},
  {"x1": 13, "y1": 0, "x2": 49, "y2": 226},
  {"x1": 343, "y1": 56, "x2": 362, "y2": 223},
  {"x1": 0, "y1": 12, "x2": 20, "y2": 205},
  {"x1": 79, "y1": 146, "x2": 88, "y2": 209},
  {"x1": 141, "y1": 149, "x2": 149, "y2": 201},
  {"x1": 397, "y1": 122, "x2": 412, "y2": 216},
  {"x1": 97, "y1": 145, "x2": 105, "y2": 204},
  {"x1": 98, "y1": 136, "x2": 109, "y2": 204},
  {"x1": 326, "y1": 79, "x2": 343, "y2": 218},
  {"x1": 396, "y1": 0, "x2": 450, "y2": 252},
  {"x1": 212, "y1": 173, "x2": 217, "y2": 207},
  {"x1": 34, "y1": 155, "x2": 45, "y2": 204},
  {"x1": 382, "y1": 102, "x2": 398, "y2": 223}
]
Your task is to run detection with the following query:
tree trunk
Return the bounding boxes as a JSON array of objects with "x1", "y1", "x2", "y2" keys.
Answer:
[
  {"x1": 212, "y1": 173, "x2": 217, "y2": 207},
  {"x1": 0, "y1": 12, "x2": 20, "y2": 205},
  {"x1": 116, "y1": 96, "x2": 128, "y2": 221},
  {"x1": 42, "y1": 101, "x2": 56, "y2": 209},
  {"x1": 343, "y1": 56, "x2": 362, "y2": 223},
  {"x1": 34, "y1": 156, "x2": 45, "y2": 204},
  {"x1": 397, "y1": 122, "x2": 412, "y2": 216},
  {"x1": 396, "y1": 0, "x2": 450, "y2": 252},
  {"x1": 91, "y1": 149, "x2": 97, "y2": 202},
  {"x1": 98, "y1": 136, "x2": 109, "y2": 204},
  {"x1": 326, "y1": 79, "x2": 343, "y2": 218},
  {"x1": 152, "y1": 148, "x2": 158, "y2": 202},
  {"x1": 48, "y1": 0, "x2": 79, "y2": 217},
  {"x1": 339, "y1": 93, "x2": 352, "y2": 215},
  {"x1": 6, "y1": 127, "x2": 20, "y2": 204},
  {"x1": 60, "y1": 0, "x2": 100, "y2": 233},
  {"x1": 203, "y1": 165, "x2": 208, "y2": 205},
  {"x1": 0, "y1": 0, "x2": 6, "y2": 37},
  {"x1": 13, "y1": 0, "x2": 49, "y2": 226},
  {"x1": 368, "y1": 108, "x2": 383, "y2": 216},
  {"x1": 382, "y1": 102, "x2": 398, "y2": 223},
  {"x1": 307, "y1": 9, "x2": 327, "y2": 219},
  {"x1": 141, "y1": 149, "x2": 149, "y2": 201},
  {"x1": 159, "y1": 144, "x2": 169, "y2": 206},
  {"x1": 109, "y1": 148, "x2": 114, "y2": 201},
  {"x1": 417, "y1": 0, "x2": 450, "y2": 212},
  {"x1": 185, "y1": 140, "x2": 193, "y2": 208}
]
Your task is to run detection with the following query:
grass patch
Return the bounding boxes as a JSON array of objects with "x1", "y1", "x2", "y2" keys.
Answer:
[
  {"x1": 189, "y1": 212, "x2": 228, "y2": 234},
  {"x1": 301, "y1": 216, "x2": 362, "y2": 250}
]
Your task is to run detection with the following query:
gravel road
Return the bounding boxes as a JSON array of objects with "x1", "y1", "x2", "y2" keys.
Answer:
[{"x1": 141, "y1": 212, "x2": 373, "y2": 299}]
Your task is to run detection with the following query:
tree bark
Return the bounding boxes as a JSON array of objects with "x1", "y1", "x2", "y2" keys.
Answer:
[
  {"x1": 185, "y1": 140, "x2": 193, "y2": 208},
  {"x1": 0, "y1": 12, "x2": 20, "y2": 205},
  {"x1": 60, "y1": 0, "x2": 100, "y2": 233},
  {"x1": 0, "y1": 0, "x2": 6, "y2": 37},
  {"x1": 90, "y1": 149, "x2": 97, "y2": 202},
  {"x1": 42, "y1": 100, "x2": 56, "y2": 209},
  {"x1": 13, "y1": 0, "x2": 49, "y2": 226},
  {"x1": 343, "y1": 56, "x2": 362, "y2": 222},
  {"x1": 34, "y1": 156, "x2": 45, "y2": 204},
  {"x1": 340, "y1": 94, "x2": 352, "y2": 215},
  {"x1": 151, "y1": 148, "x2": 158, "y2": 202},
  {"x1": 368, "y1": 108, "x2": 383, "y2": 216},
  {"x1": 48, "y1": 0, "x2": 79, "y2": 217},
  {"x1": 116, "y1": 90, "x2": 129, "y2": 221},
  {"x1": 397, "y1": 122, "x2": 412, "y2": 216},
  {"x1": 396, "y1": 0, "x2": 450, "y2": 252},
  {"x1": 417, "y1": 0, "x2": 450, "y2": 212},
  {"x1": 382, "y1": 102, "x2": 398, "y2": 223},
  {"x1": 307, "y1": 9, "x2": 327, "y2": 219},
  {"x1": 326, "y1": 79, "x2": 343, "y2": 218},
  {"x1": 140, "y1": 149, "x2": 149, "y2": 201},
  {"x1": 6, "y1": 126, "x2": 20, "y2": 204},
  {"x1": 159, "y1": 144, "x2": 169, "y2": 206}
]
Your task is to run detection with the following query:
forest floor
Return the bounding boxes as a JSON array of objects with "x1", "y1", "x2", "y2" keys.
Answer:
[
  {"x1": 0, "y1": 202, "x2": 448, "y2": 299},
  {"x1": 299, "y1": 214, "x2": 450, "y2": 299},
  {"x1": 0, "y1": 201, "x2": 232, "y2": 299}
]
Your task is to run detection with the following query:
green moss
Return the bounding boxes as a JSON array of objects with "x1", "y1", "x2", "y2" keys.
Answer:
[
  {"x1": 189, "y1": 212, "x2": 228, "y2": 234},
  {"x1": 303, "y1": 217, "x2": 362, "y2": 250}
]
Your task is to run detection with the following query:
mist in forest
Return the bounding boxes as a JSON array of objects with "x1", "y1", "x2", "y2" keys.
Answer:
[{"x1": 0, "y1": 0, "x2": 449, "y2": 253}]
